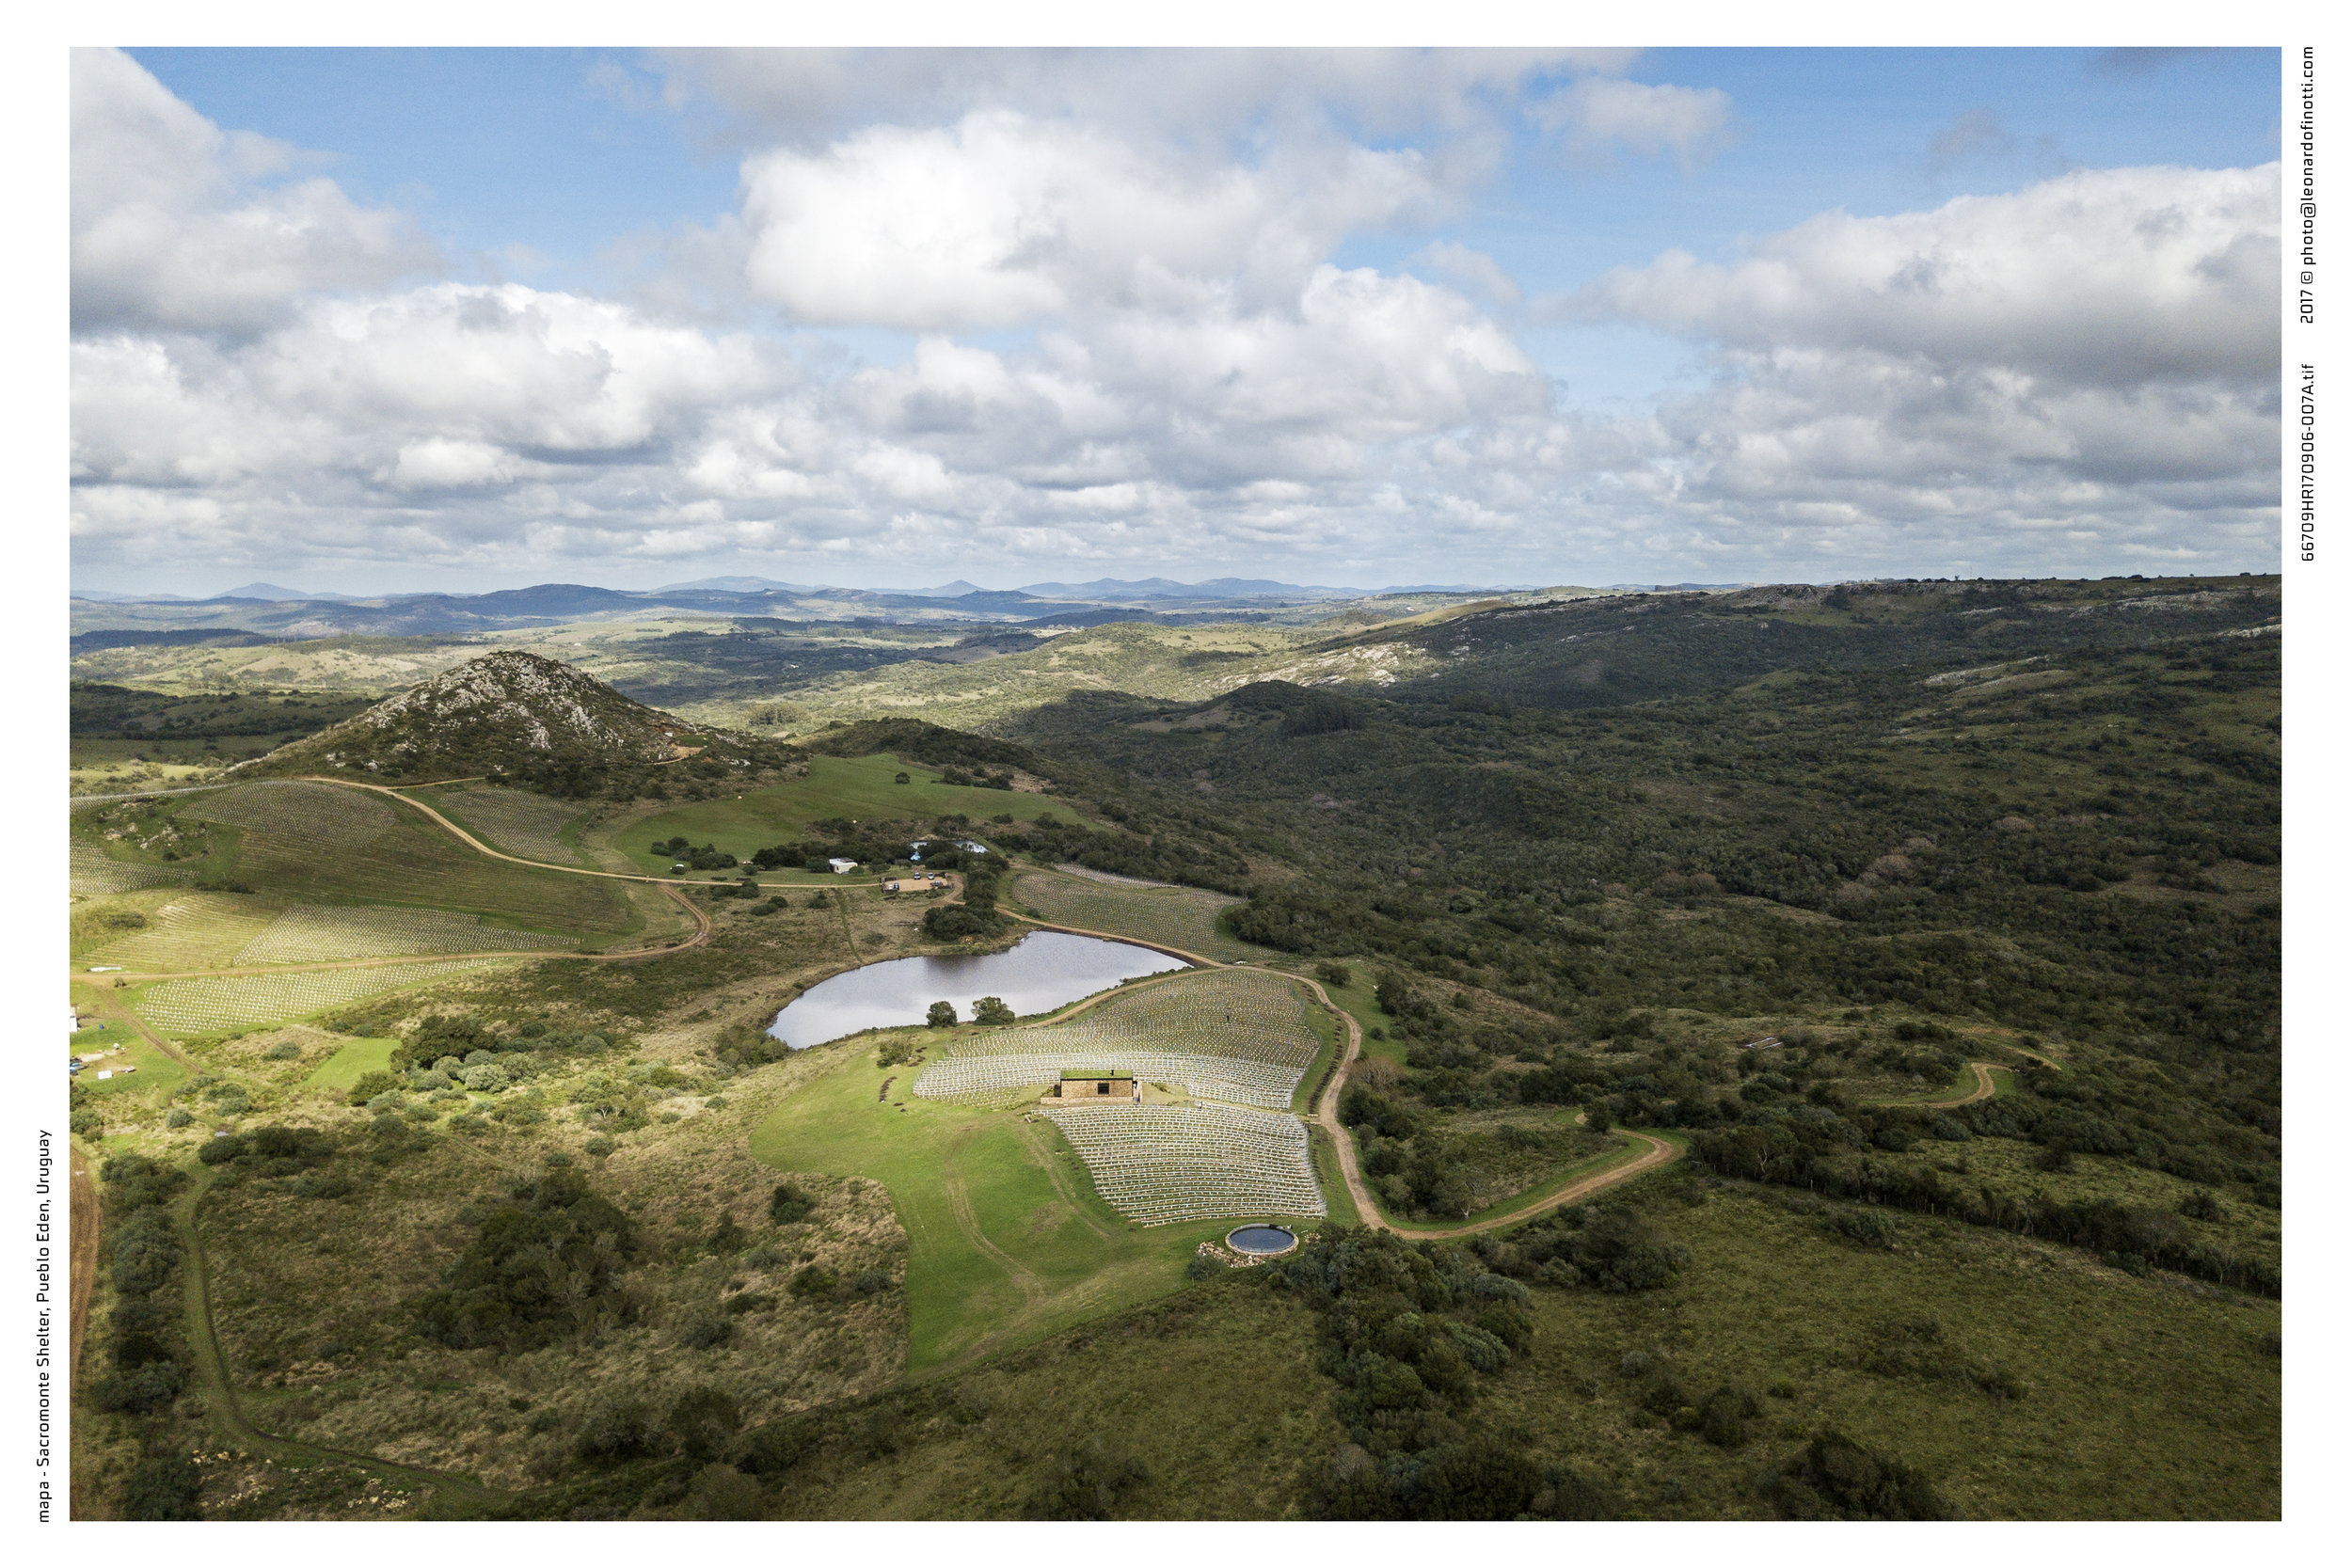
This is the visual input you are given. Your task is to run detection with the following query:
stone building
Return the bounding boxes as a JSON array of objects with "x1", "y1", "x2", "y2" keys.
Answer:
[{"x1": 1052, "y1": 1069, "x2": 1139, "y2": 1106}]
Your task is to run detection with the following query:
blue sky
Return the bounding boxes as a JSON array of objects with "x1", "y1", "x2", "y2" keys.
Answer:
[{"x1": 76, "y1": 47, "x2": 2283, "y2": 594}]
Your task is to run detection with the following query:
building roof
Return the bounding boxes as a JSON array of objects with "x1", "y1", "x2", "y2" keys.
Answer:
[{"x1": 1061, "y1": 1069, "x2": 1134, "y2": 1081}]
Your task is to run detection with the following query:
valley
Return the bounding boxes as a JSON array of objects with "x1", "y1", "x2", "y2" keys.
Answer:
[{"x1": 65, "y1": 575, "x2": 2280, "y2": 1520}]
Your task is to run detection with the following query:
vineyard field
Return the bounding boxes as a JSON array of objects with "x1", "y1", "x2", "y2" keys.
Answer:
[
  {"x1": 1042, "y1": 1104, "x2": 1326, "y2": 1225},
  {"x1": 87, "y1": 893, "x2": 282, "y2": 971},
  {"x1": 1013, "y1": 871, "x2": 1265, "y2": 961},
  {"x1": 946, "y1": 968, "x2": 1319, "y2": 1070},
  {"x1": 135, "y1": 958, "x2": 514, "y2": 1035},
  {"x1": 70, "y1": 837, "x2": 181, "y2": 896},
  {"x1": 917, "y1": 968, "x2": 1322, "y2": 1110},
  {"x1": 179, "y1": 782, "x2": 632, "y2": 933},
  {"x1": 425, "y1": 784, "x2": 588, "y2": 866},
  {"x1": 236, "y1": 904, "x2": 576, "y2": 963},
  {"x1": 915, "y1": 1050, "x2": 1301, "y2": 1109}
]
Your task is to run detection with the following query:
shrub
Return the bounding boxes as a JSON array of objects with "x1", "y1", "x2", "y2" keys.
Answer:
[
  {"x1": 574, "y1": 1399, "x2": 663, "y2": 1465},
  {"x1": 264, "y1": 1041, "x2": 302, "y2": 1061},
  {"x1": 70, "y1": 1110, "x2": 102, "y2": 1137},
  {"x1": 1825, "y1": 1209, "x2": 1899, "y2": 1248},
  {"x1": 1314, "y1": 961, "x2": 1355, "y2": 989},
  {"x1": 972, "y1": 995, "x2": 1016, "y2": 1025},
  {"x1": 1024, "y1": 1438, "x2": 1152, "y2": 1520},
  {"x1": 681, "y1": 1317, "x2": 735, "y2": 1350},
  {"x1": 668, "y1": 1386, "x2": 743, "y2": 1463},
  {"x1": 345, "y1": 1070, "x2": 399, "y2": 1106},
  {"x1": 679, "y1": 1463, "x2": 768, "y2": 1521},
  {"x1": 1185, "y1": 1251, "x2": 1227, "y2": 1281},
  {"x1": 1767, "y1": 1429, "x2": 1947, "y2": 1520},
  {"x1": 120, "y1": 1453, "x2": 203, "y2": 1520},
  {"x1": 769, "y1": 1181, "x2": 814, "y2": 1225},
  {"x1": 926, "y1": 1000, "x2": 958, "y2": 1027},
  {"x1": 164, "y1": 1108, "x2": 192, "y2": 1129},
  {"x1": 410, "y1": 1168, "x2": 639, "y2": 1350}
]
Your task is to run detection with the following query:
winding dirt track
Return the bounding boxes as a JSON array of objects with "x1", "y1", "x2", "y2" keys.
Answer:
[
  {"x1": 75, "y1": 777, "x2": 718, "y2": 988},
  {"x1": 1002, "y1": 910, "x2": 1685, "y2": 1236},
  {"x1": 1912, "y1": 1061, "x2": 2001, "y2": 1110},
  {"x1": 173, "y1": 1177, "x2": 508, "y2": 1516}
]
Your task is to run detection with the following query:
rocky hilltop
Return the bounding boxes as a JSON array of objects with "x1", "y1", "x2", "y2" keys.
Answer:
[{"x1": 246, "y1": 649, "x2": 795, "y2": 794}]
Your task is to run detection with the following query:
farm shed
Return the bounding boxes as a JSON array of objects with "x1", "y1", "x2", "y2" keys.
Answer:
[{"x1": 1053, "y1": 1069, "x2": 1139, "y2": 1106}]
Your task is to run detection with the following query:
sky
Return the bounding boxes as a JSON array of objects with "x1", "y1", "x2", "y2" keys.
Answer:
[{"x1": 69, "y1": 46, "x2": 2284, "y2": 596}]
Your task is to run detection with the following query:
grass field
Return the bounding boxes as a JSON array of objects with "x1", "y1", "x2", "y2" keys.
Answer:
[
  {"x1": 301, "y1": 1037, "x2": 397, "y2": 1092},
  {"x1": 612, "y1": 754, "x2": 1076, "y2": 877},
  {"x1": 752, "y1": 1041, "x2": 1257, "y2": 1371},
  {"x1": 72, "y1": 1034, "x2": 188, "y2": 1098},
  {"x1": 1012, "y1": 870, "x2": 1267, "y2": 961},
  {"x1": 133, "y1": 958, "x2": 515, "y2": 1036}
]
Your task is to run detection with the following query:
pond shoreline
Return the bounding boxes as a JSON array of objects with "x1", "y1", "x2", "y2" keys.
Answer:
[{"x1": 767, "y1": 929, "x2": 1191, "y2": 1050}]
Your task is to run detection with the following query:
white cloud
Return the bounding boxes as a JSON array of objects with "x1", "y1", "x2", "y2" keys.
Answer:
[
  {"x1": 72, "y1": 49, "x2": 441, "y2": 335},
  {"x1": 1531, "y1": 77, "x2": 1734, "y2": 166},
  {"x1": 1572, "y1": 164, "x2": 2280, "y2": 386},
  {"x1": 1413, "y1": 242, "x2": 1522, "y2": 309},
  {"x1": 738, "y1": 110, "x2": 1446, "y2": 329},
  {"x1": 656, "y1": 47, "x2": 1634, "y2": 149},
  {"x1": 68, "y1": 58, "x2": 2280, "y2": 589}
]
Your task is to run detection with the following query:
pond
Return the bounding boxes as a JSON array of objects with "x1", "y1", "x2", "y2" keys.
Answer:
[
  {"x1": 767, "y1": 929, "x2": 1190, "y2": 1049},
  {"x1": 1226, "y1": 1225, "x2": 1298, "y2": 1256}
]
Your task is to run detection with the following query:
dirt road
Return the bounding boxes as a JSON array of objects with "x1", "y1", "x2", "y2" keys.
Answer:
[
  {"x1": 1910, "y1": 1061, "x2": 2001, "y2": 1110},
  {"x1": 174, "y1": 1177, "x2": 508, "y2": 1516},
  {"x1": 70, "y1": 1146, "x2": 98, "y2": 1390}
]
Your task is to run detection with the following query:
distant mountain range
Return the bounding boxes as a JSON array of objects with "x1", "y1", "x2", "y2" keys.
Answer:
[{"x1": 69, "y1": 573, "x2": 1593, "y2": 642}]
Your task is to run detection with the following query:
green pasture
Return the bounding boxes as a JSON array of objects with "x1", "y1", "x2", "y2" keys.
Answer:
[
  {"x1": 612, "y1": 753, "x2": 1079, "y2": 876},
  {"x1": 751, "y1": 1040, "x2": 1277, "y2": 1373},
  {"x1": 1493, "y1": 1179, "x2": 2280, "y2": 1519},
  {"x1": 73, "y1": 1033, "x2": 188, "y2": 1098},
  {"x1": 301, "y1": 1037, "x2": 397, "y2": 1093}
]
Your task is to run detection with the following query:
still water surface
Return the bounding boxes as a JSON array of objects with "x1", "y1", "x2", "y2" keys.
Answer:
[{"x1": 767, "y1": 930, "x2": 1189, "y2": 1049}]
